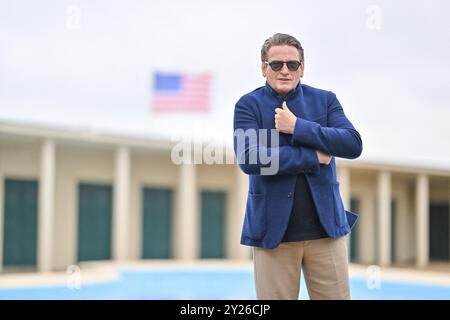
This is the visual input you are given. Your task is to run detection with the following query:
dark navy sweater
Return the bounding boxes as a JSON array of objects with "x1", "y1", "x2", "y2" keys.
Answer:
[{"x1": 282, "y1": 173, "x2": 328, "y2": 242}]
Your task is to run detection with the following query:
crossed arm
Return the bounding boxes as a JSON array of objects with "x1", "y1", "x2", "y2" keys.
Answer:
[
  {"x1": 233, "y1": 92, "x2": 363, "y2": 175},
  {"x1": 275, "y1": 93, "x2": 363, "y2": 159},
  {"x1": 234, "y1": 101, "x2": 320, "y2": 175}
]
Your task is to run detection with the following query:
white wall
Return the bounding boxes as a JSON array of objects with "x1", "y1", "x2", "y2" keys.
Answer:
[
  {"x1": 198, "y1": 163, "x2": 236, "y2": 259},
  {"x1": 350, "y1": 170, "x2": 377, "y2": 264},
  {"x1": 0, "y1": 139, "x2": 41, "y2": 271},
  {"x1": 392, "y1": 176, "x2": 414, "y2": 263},
  {"x1": 130, "y1": 152, "x2": 179, "y2": 260},
  {"x1": 53, "y1": 144, "x2": 114, "y2": 270},
  {"x1": 1, "y1": 136, "x2": 449, "y2": 271}
]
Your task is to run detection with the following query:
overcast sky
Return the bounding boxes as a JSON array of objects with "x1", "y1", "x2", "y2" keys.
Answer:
[{"x1": 1, "y1": 0, "x2": 449, "y2": 169}]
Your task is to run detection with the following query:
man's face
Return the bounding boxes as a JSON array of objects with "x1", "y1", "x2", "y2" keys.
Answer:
[{"x1": 262, "y1": 45, "x2": 304, "y2": 96}]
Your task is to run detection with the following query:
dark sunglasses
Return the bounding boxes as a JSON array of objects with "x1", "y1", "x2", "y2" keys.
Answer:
[{"x1": 264, "y1": 60, "x2": 302, "y2": 71}]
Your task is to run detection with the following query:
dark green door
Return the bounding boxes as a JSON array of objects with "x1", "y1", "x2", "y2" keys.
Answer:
[
  {"x1": 429, "y1": 203, "x2": 449, "y2": 261},
  {"x1": 349, "y1": 197, "x2": 360, "y2": 262},
  {"x1": 78, "y1": 184, "x2": 112, "y2": 261},
  {"x1": 3, "y1": 179, "x2": 38, "y2": 266},
  {"x1": 142, "y1": 188, "x2": 172, "y2": 259},
  {"x1": 201, "y1": 191, "x2": 226, "y2": 259}
]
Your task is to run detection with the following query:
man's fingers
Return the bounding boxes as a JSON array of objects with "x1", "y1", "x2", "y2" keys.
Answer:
[
  {"x1": 282, "y1": 101, "x2": 287, "y2": 110},
  {"x1": 316, "y1": 150, "x2": 332, "y2": 165},
  {"x1": 275, "y1": 108, "x2": 282, "y2": 114}
]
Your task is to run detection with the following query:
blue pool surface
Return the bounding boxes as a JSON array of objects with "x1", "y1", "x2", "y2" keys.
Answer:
[{"x1": 1, "y1": 268, "x2": 450, "y2": 300}]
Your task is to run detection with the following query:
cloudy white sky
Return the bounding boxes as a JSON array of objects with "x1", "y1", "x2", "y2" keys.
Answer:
[{"x1": 1, "y1": 0, "x2": 449, "y2": 169}]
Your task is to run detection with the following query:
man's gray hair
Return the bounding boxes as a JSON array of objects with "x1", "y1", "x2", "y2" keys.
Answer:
[{"x1": 261, "y1": 33, "x2": 304, "y2": 62}]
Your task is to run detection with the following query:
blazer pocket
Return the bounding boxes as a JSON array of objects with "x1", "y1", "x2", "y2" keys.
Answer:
[
  {"x1": 243, "y1": 193, "x2": 267, "y2": 240},
  {"x1": 332, "y1": 182, "x2": 347, "y2": 227}
]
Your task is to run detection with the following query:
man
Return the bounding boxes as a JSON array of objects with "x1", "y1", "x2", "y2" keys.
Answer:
[{"x1": 233, "y1": 33, "x2": 363, "y2": 300}]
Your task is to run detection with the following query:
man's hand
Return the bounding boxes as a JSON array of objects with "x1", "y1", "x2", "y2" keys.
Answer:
[
  {"x1": 316, "y1": 150, "x2": 332, "y2": 165},
  {"x1": 274, "y1": 102, "x2": 332, "y2": 165},
  {"x1": 275, "y1": 101, "x2": 297, "y2": 134}
]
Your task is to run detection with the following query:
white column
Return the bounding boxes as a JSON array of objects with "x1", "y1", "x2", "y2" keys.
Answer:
[
  {"x1": 377, "y1": 171, "x2": 391, "y2": 267},
  {"x1": 416, "y1": 174, "x2": 429, "y2": 268},
  {"x1": 38, "y1": 139, "x2": 55, "y2": 272},
  {"x1": 337, "y1": 166, "x2": 351, "y2": 255},
  {"x1": 113, "y1": 146, "x2": 131, "y2": 261},
  {"x1": 173, "y1": 163, "x2": 198, "y2": 260},
  {"x1": 227, "y1": 165, "x2": 250, "y2": 260},
  {"x1": 338, "y1": 167, "x2": 351, "y2": 209},
  {"x1": 360, "y1": 194, "x2": 376, "y2": 264}
]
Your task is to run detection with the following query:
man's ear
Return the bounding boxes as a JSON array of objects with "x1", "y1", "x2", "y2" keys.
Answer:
[
  {"x1": 261, "y1": 63, "x2": 267, "y2": 77},
  {"x1": 300, "y1": 62, "x2": 305, "y2": 78}
]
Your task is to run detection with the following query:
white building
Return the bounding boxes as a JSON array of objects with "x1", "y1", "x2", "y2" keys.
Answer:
[{"x1": 0, "y1": 120, "x2": 449, "y2": 273}]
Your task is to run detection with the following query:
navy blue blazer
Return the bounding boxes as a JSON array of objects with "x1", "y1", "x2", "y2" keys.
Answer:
[{"x1": 233, "y1": 82, "x2": 363, "y2": 249}]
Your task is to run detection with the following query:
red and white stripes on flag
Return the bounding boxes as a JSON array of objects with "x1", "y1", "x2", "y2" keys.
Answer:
[{"x1": 152, "y1": 72, "x2": 212, "y2": 112}]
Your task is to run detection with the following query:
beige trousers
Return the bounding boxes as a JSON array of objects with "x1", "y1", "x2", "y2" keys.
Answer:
[{"x1": 253, "y1": 236, "x2": 350, "y2": 300}]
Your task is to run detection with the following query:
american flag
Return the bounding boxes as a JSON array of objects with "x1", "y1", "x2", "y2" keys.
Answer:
[{"x1": 152, "y1": 72, "x2": 212, "y2": 112}]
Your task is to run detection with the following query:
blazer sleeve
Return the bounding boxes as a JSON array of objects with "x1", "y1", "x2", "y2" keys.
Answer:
[
  {"x1": 233, "y1": 99, "x2": 320, "y2": 176},
  {"x1": 291, "y1": 91, "x2": 363, "y2": 159}
]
